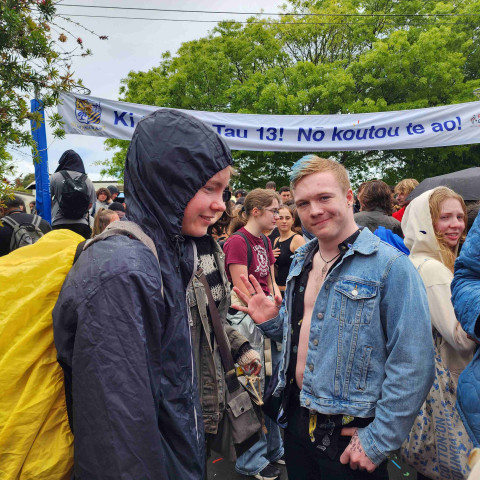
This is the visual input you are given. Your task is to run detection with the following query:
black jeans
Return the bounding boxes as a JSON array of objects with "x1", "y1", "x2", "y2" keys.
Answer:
[
  {"x1": 284, "y1": 401, "x2": 389, "y2": 480},
  {"x1": 52, "y1": 223, "x2": 92, "y2": 240}
]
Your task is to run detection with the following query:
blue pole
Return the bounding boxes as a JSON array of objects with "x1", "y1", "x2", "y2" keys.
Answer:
[{"x1": 30, "y1": 98, "x2": 51, "y2": 223}]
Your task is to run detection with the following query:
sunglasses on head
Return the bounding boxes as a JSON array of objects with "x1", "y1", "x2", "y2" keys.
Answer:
[{"x1": 222, "y1": 189, "x2": 232, "y2": 203}]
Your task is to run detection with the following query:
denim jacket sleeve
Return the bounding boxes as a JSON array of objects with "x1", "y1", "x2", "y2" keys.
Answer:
[
  {"x1": 452, "y1": 211, "x2": 480, "y2": 341},
  {"x1": 357, "y1": 254, "x2": 435, "y2": 465},
  {"x1": 257, "y1": 310, "x2": 284, "y2": 343}
]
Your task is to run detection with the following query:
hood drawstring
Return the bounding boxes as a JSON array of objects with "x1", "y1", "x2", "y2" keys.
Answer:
[{"x1": 172, "y1": 234, "x2": 185, "y2": 272}]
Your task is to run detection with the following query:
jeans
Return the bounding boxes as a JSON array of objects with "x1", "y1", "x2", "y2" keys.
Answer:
[{"x1": 235, "y1": 344, "x2": 284, "y2": 476}]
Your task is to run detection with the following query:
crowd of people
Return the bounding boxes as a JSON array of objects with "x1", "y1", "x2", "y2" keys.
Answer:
[{"x1": 0, "y1": 109, "x2": 479, "y2": 480}]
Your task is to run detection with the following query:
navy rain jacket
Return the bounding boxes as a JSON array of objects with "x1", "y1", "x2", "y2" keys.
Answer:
[{"x1": 53, "y1": 109, "x2": 233, "y2": 479}]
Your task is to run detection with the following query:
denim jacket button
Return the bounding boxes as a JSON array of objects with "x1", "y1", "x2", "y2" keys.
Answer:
[
  {"x1": 313, "y1": 339, "x2": 319, "y2": 346},
  {"x1": 309, "y1": 364, "x2": 314, "y2": 372},
  {"x1": 317, "y1": 313, "x2": 324, "y2": 319},
  {"x1": 305, "y1": 399, "x2": 311, "y2": 406}
]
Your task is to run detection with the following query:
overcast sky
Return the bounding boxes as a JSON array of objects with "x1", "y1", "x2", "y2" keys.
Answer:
[{"x1": 10, "y1": 0, "x2": 282, "y2": 181}]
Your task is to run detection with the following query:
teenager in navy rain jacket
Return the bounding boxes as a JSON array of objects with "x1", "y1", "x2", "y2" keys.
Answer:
[{"x1": 53, "y1": 109, "x2": 233, "y2": 479}]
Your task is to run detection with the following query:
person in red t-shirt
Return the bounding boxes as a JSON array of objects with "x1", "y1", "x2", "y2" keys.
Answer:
[
  {"x1": 224, "y1": 189, "x2": 282, "y2": 300},
  {"x1": 393, "y1": 178, "x2": 419, "y2": 222},
  {"x1": 223, "y1": 188, "x2": 284, "y2": 480}
]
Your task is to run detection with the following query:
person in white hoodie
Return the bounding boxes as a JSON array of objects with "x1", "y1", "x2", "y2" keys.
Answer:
[{"x1": 402, "y1": 186, "x2": 475, "y2": 385}]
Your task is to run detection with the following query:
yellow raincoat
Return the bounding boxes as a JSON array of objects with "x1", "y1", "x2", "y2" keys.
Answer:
[{"x1": 0, "y1": 229, "x2": 84, "y2": 480}]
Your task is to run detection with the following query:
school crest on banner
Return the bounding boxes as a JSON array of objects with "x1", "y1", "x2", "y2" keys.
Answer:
[{"x1": 75, "y1": 98, "x2": 102, "y2": 125}]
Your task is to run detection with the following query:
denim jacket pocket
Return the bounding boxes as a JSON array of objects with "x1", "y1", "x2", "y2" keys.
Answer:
[{"x1": 331, "y1": 280, "x2": 378, "y2": 325}]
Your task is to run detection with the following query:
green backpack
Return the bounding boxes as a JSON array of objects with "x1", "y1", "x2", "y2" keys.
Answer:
[{"x1": 2, "y1": 214, "x2": 44, "y2": 252}]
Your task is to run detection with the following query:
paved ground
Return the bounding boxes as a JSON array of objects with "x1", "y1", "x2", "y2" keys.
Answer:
[{"x1": 207, "y1": 452, "x2": 417, "y2": 479}]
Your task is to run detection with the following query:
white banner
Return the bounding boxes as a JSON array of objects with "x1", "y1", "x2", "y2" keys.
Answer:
[{"x1": 58, "y1": 92, "x2": 480, "y2": 151}]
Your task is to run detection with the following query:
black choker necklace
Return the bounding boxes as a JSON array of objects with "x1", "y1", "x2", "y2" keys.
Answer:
[{"x1": 318, "y1": 249, "x2": 341, "y2": 276}]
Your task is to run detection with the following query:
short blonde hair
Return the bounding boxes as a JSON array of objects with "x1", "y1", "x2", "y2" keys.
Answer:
[
  {"x1": 394, "y1": 178, "x2": 419, "y2": 196},
  {"x1": 290, "y1": 155, "x2": 350, "y2": 193}
]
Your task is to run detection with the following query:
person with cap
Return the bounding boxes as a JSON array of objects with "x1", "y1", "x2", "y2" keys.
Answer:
[
  {"x1": 53, "y1": 109, "x2": 237, "y2": 479},
  {"x1": 107, "y1": 185, "x2": 120, "y2": 202},
  {"x1": 108, "y1": 201, "x2": 126, "y2": 219}
]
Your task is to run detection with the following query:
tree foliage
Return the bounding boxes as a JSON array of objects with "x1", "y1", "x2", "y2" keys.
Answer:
[
  {"x1": 0, "y1": 0, "x2": 106, "y2": 200},
  {"x1": 102, "y1": 0, "x2": 480, "y2": 189}
]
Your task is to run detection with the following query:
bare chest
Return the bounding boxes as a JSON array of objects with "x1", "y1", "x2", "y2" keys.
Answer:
[{"x1": 304, "y1": 253, "x2": 326, "y2": 313}]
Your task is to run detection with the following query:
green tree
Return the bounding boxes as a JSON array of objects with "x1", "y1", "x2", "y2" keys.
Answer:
[
  {"x1": 102, "y1": 0, "x2": 480, "y2": 189},
  {"x1": 0, "y1": 0, "x2": 106, "y2": 200},
  {"x1": 21, "y1": 172, "x2": 35, "y2": 189}
]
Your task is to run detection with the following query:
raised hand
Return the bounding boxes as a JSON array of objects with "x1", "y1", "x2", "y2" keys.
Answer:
[
  {"x1": 339, "y1": 428, "x2": 377, "y2": 473},
  {"x1": 232, "y1": 274, "x2": 283, "y2": 325}
]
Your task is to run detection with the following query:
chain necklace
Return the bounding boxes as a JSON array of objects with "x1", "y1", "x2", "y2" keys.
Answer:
[{"x1": 318, "y1": 249, "x2": 341, "y2": 277}]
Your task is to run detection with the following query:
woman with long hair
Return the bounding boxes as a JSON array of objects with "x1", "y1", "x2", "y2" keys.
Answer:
[
  {"x1": 403, "y1": 187, "x2": 475, "y2": 385},
  {"x1": 225, "y1": 189, "x2": 281, "y2": 301},
  {"x1": 223, "y1": 188, "x2": 284, "y2": 480},
  {"x1": 272, "y1": 205, "x2": 305, "y2": 296},
  {"x1": 403, "y1": 187, "x2": 476, "y2": 479},
  {"x1": 403, "y1": 187, "x2": 476, "y2": 480}
]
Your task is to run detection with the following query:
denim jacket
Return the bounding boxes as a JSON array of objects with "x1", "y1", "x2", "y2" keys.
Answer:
[
  {"x1": 259, "y1": 227, "x2": 435, "y2": 465},
  {"x1": 452, "y1": 210, "x2": 480, "y2": 447}
]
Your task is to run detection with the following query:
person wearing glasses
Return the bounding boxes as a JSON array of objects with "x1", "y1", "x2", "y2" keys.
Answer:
[{"x1": 223, "y1": 188, "x2": 284, "y2": 480}]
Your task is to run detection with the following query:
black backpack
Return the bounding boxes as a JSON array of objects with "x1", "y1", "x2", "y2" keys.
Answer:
[
  {"x1": 231, "y1": 231, "x2": 270, "y2": 270},
  {"x1": 57, "y1": 170, "x2": 90, "y2": 219},
  {"x1": 2, "y1": 214, "x2": 44, "y2": 252}
]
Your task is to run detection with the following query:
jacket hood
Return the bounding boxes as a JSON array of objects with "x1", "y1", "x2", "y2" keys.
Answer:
[
  {"x1": 402, "y1": 188, "x2": 457, "y2": 263},
  {"x1": 55, "y1": 149, "x2": 86, "y2": 173},
  {"x1": 124, "y1": 109, "x2": 233, "y2": 244}
]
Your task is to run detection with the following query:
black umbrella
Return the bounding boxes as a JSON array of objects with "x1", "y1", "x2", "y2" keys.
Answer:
[{"x1": 407, "y1": 167, "x2": 480, "y2": 201}]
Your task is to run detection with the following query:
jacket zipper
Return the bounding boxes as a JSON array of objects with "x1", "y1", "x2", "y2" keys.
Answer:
[{"x1": 186, "y1": 240, "x2": 200, "y2": 442}]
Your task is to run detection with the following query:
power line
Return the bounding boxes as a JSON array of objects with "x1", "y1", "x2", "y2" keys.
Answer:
[
  {"x1": 56, "y1": 14, "x2": 474, "y2": 26},
  {"x1": 56, "y1": 4, "x2": 480, "y2": 17}
]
